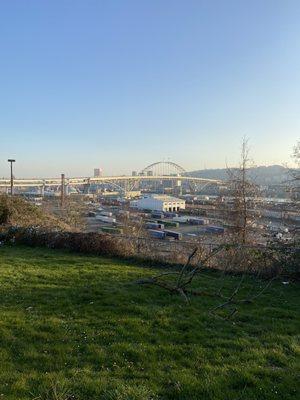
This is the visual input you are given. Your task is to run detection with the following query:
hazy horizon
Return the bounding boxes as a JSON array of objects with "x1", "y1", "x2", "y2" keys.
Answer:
[
  {"x1": 0, "y1": 161, "x2": 295, "y2": 180},
  {"x1": 0, "y1": 0, "x2": 299, "y2": 178}
]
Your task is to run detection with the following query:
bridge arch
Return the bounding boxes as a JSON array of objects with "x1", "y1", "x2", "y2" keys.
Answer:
[{"x1": 141, "y1": 161, "x2": 186, "y2": 176}]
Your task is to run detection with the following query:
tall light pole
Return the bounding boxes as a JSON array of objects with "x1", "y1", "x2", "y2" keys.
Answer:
[{"x1": 7, "y1": 159, "x2": 15, "y2": 196}]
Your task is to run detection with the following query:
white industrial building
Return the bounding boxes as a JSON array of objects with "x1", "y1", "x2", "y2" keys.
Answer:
[{"x1": 130, "y1": 194, "x2": 185, "y2": 212}]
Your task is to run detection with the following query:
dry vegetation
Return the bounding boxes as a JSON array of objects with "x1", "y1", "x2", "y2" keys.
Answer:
[{"x1": 0, "y1": 194, "x2": 70, "y2": 231}]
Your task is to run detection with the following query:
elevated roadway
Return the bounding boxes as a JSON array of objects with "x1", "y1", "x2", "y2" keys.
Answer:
[{"x1": 0, "y1": 175, "x2": 222, "y2": 188}]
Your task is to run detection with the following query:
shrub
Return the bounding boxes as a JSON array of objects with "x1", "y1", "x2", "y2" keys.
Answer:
[
  {"x1": 0, "y1": 195, "x2": 69, "y2": 230},
  {"x1": 3, "y1": 227, "x2": 129, "y2": 258}
]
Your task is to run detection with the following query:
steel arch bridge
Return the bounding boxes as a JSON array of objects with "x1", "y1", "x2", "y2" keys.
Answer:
[
  {"x1": 141, "y1": 161, "x2": 186, "y2": 176},
  {"x1": 0, "y1": 160, "x2": 222, "y2": 194}
]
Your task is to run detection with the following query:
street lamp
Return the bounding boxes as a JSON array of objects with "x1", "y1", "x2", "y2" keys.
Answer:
[{"x1": 7, "y1": 159, "x2": 15, "y2": 195}]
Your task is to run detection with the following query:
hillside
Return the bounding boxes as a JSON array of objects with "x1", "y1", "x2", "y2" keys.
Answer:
[
  {"x1": 187, "y1": 165, "x2": 290, "y2": 185},
  {"x1": 0, "y1": 245, "x2": 298, "y2": 400}
]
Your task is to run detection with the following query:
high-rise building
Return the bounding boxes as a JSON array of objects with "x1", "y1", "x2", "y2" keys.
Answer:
[{"x1": 94, "y1": 168, "x2": 102, "y2": 177}]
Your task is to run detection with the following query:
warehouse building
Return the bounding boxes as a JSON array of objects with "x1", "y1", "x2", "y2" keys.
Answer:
[{"x1": 130, "y1": 194, "x2": 185, "y2": 212}]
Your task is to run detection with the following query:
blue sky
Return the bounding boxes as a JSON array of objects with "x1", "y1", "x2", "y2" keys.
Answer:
[{"x1": 0, "y1": 0, "x2": 299, "y2": 178}]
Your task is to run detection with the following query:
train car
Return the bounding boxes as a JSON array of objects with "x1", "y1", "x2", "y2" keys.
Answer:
[
  {"x1": 145, "y1": 222, "x2": 165, "y2": 230},
  {"x1": 95, "y1": 215, "x2": 116, "y2": 223},
  {"x1": 173, "y1": 216, "x2": 189, "y2": 223},
  {"x1": 99, "y1": 211, "x2": 113, "y2": 217},
  {"x1": 164, "y1": 230, "x2": 182, "y2": 240},
  {"x1": 188, "y1": 217, "x2": 209, "y2": 225},
  {"x1": 148, "y1": 229, "x2": 166, "y2": 239},
  {"x1": 101, "y1": 227, "x2": 123, "y2": 234},
  {"x1": 164, "y1": 211, "x2": 178, "y2": 218},
  {"x1": 205, "y1": 226, "x2": 225, "y2": 234},
  {"x1": 151, "y1": 212, "x2": 165, "y2": 219},
  {"x1": 157, "y1": 220, "x2": 179, "y2": 228}
]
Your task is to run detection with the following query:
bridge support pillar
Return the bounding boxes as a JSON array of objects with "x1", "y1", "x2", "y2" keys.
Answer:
[
  {"x1": 40, "y1": 184, "x2": 45, "y2": 197},
  {"x1": 60, "y1": 174, "x2": 65, "y2": 206},
  {"x1": 83, "y1": 181, "x2": 90, "y2": 194}
]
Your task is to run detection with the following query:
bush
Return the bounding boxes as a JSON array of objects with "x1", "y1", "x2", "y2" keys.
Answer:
[
  {"x1": 3, "y1": 227, "x2": 129, "y2": 258},
  {"x1": 0, "y1": 195, "x2": 69, "y2": 230},
  {"x1": 1, "y1": 225, "x2": 299, "y2": 280}
]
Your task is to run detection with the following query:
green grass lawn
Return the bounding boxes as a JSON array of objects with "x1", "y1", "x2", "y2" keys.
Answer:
[{"x1": 0, "y1": 245, "x2": 299, "y2": 400}]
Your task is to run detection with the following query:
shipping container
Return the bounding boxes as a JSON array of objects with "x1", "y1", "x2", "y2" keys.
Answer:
[
  {"x1": 145, "y1": 222, "x2": 164, "y2": 230},
  {"x1": 95, "y1": 215, "x2": 116, "y2": 223},
  {"x1": 164, "y1": 230, "x2": 182, "y2": 240},
  {"x1": 148, "y1": 229, "x2": 166, "y2": 239}
]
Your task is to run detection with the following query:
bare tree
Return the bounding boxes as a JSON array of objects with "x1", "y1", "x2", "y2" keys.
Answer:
[
  {"x1": 225, "y1": 138, "x2": 258, "y2": 245},
  {"x1": 289, "y1": 140, "x2": 300, "y2": 200},
  {"x1": 293, "y1": 140, "x2": 300, "y2": 165}
]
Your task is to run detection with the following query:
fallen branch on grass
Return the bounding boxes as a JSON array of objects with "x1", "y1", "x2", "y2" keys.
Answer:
[
  {"x1": 136, "y1": 246, "x2": 224, "y2": 302},
  {"x1": 136, "y1": 244, "x2": 278, "y2": 319}
]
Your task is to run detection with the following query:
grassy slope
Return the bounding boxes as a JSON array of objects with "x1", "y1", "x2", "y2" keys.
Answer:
[{"x1": 0, "y1": 246, "x2": 299, "y2": 400}]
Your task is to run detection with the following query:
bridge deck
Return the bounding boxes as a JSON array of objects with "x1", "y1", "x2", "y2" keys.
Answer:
[{"x1": 0, "y1": 175, "x2": 222, "y2": 187}]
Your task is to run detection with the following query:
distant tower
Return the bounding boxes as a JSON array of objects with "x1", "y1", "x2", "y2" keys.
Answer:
[{"x1": 94, "y1": 168, "x2": 103, "y2": 177}]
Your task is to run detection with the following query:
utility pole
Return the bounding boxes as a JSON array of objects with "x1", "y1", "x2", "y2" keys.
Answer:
[
  {"x1": 60, "y1": 173, "x2": 65, "y2": 207},
  {"x1": 7, "y1": 159, "x2": 15, "y2": 196}
]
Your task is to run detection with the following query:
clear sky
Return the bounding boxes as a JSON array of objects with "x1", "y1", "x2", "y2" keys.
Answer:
[{"x1": 0, "y1": 0, "x2": 299, "y2": 178}]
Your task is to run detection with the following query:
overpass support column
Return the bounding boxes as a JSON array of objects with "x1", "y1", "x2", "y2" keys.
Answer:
[
  {"x1": 60, "y1": 174, "x2": 65, "y2": 206},
  {"x1": 40, "y1": 182, "x2": 45, "y2": 197},
  {"x1": 83, "y1": 178, "x2": 91, "y2": 194}
]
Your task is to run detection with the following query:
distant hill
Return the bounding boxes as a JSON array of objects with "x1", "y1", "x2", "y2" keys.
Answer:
[{"x1": 187, "y1": 165, "x2": 291, "y2": 185}]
